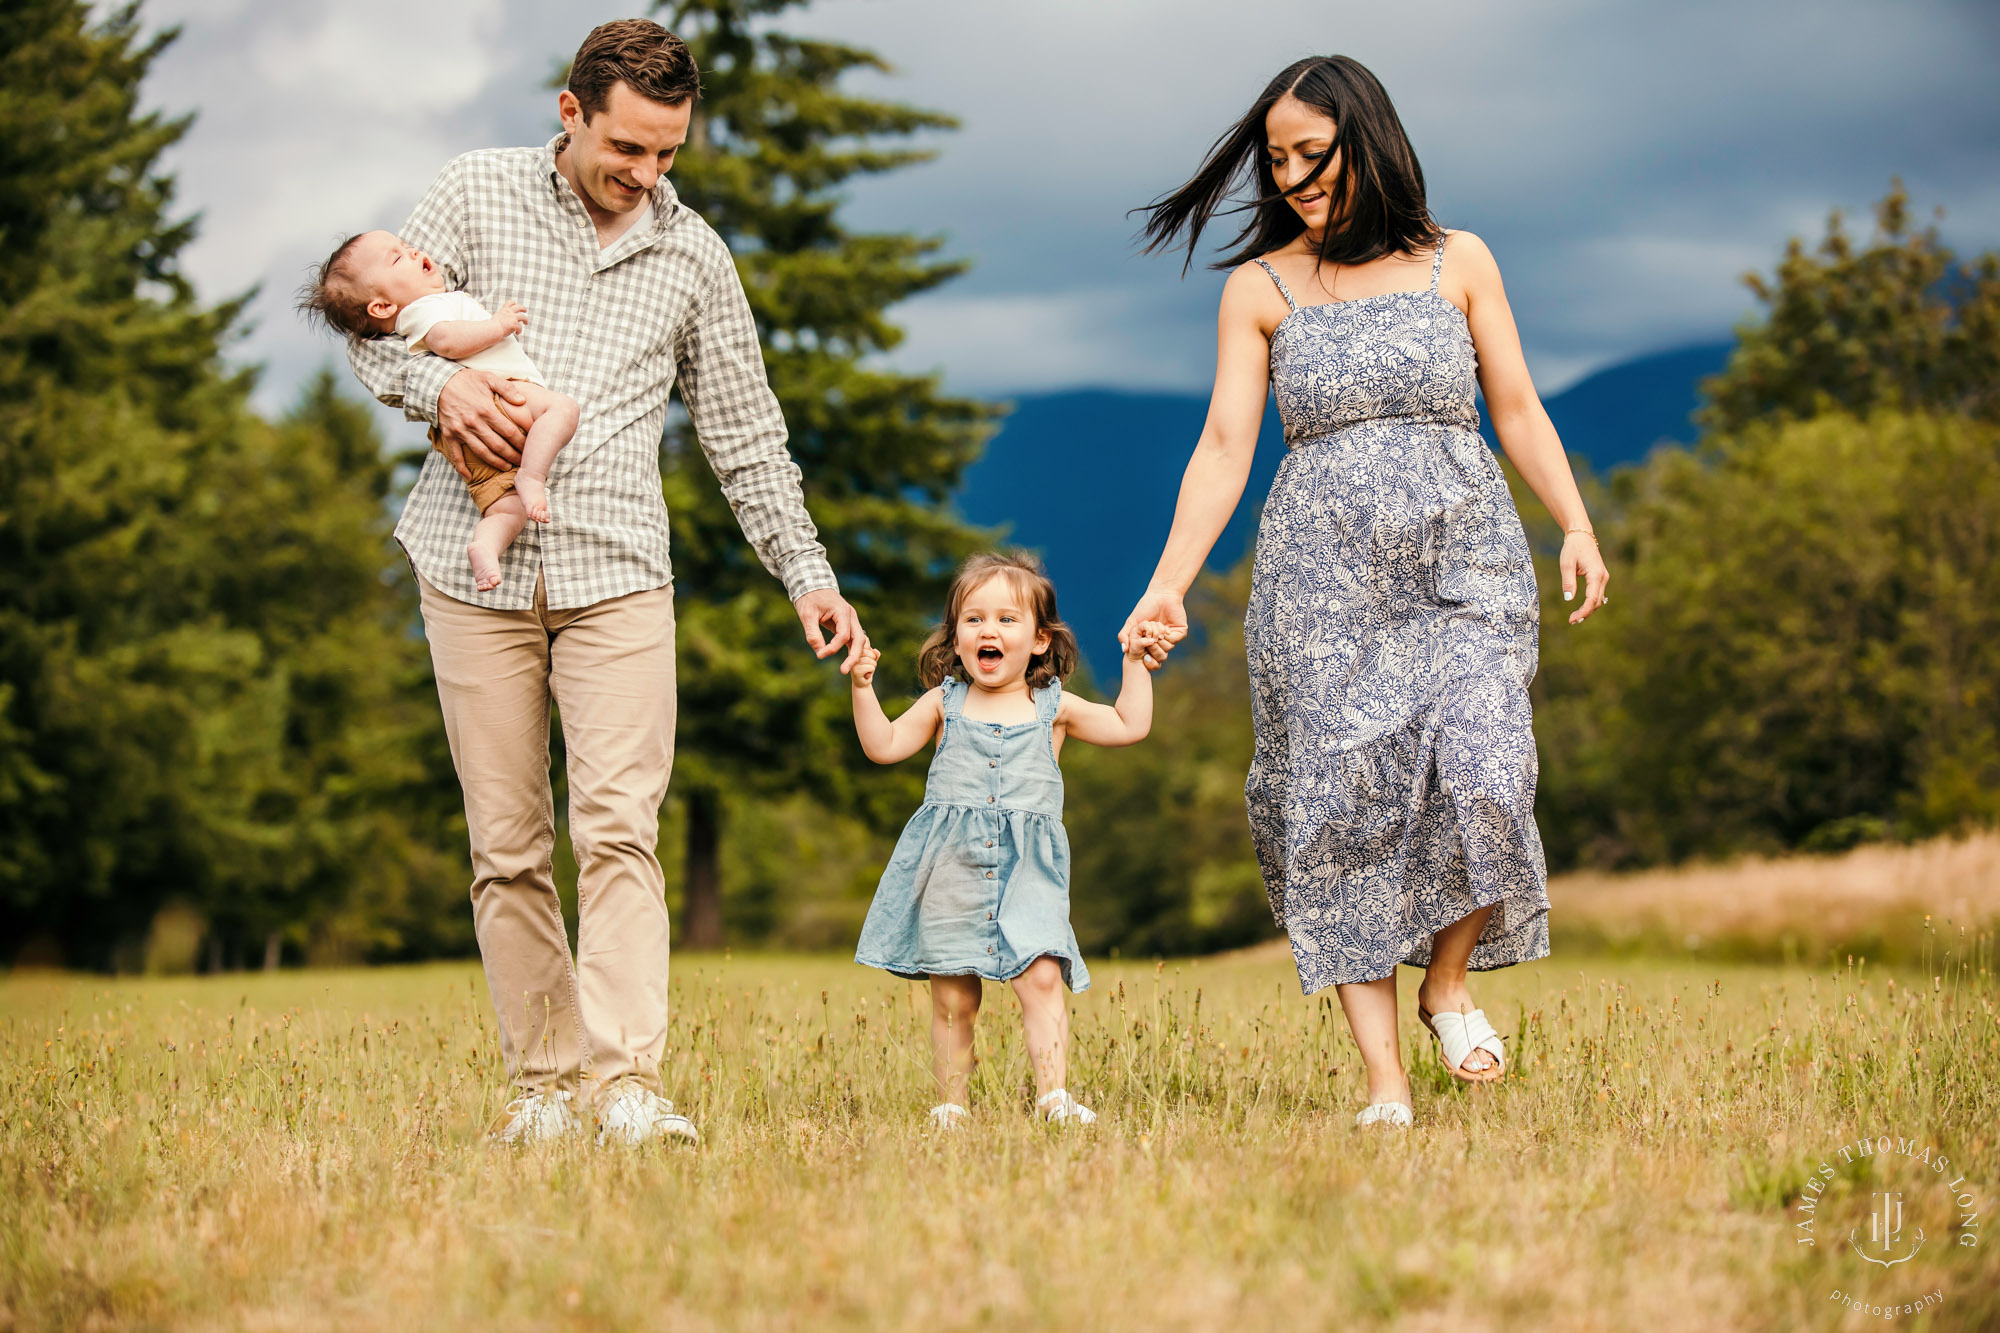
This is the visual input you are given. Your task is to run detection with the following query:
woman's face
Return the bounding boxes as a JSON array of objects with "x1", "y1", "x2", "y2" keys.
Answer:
[{"x1": 1264, "y1": 93, "x2": 1341, "y2": 233}]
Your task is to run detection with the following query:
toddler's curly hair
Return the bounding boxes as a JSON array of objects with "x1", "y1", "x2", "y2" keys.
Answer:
[
  {"x1": 295, "y1": 234, "x2": 380, "y2": 339},
  {"x1": 918, "y1": 551, "x2": 1081, "y2": 691}
]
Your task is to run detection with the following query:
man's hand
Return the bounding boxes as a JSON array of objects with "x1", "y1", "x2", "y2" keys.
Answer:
[
  {"x1": 796, "y1": 588, "x2": 869, "y2": 674},
  {"x1": 435, "y1": 369, "x2": 533, "y2": 480}
]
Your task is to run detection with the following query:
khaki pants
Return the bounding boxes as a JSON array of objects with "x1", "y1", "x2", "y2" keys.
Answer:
[{"x1": 417, "y1": 571, "x2": 676, "y2": 1101}]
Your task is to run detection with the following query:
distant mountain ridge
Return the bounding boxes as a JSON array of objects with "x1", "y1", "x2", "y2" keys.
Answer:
[{"x1": 952, "y1": 340, "x2": 1733, "y2": 674}]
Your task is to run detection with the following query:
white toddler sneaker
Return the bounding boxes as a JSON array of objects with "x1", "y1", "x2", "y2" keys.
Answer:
[
  {"x1": 492, "y1": 1088, "x2": 582, "y2": 1145},
  {"x1": 1355, "y1": 1100, "x2": 1414, "y2": 1130},
  {"x1": 1036, "y1": 1088, "x2": 1097, "y2": 1125},
  {"x1": 595, "y1": 1081, "x2": 701, "y2": 1147}
]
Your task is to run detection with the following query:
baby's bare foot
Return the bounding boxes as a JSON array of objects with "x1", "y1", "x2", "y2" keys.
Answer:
[
  {"x1": 468, "y1": 543, "x2": 504, "y2": 592},
  {"x1": 515, "y1": 476, "x2": 550, "y2": 524}
]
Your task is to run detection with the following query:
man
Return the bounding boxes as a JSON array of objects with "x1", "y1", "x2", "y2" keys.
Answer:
[{"x1": 347, "y1": 18, "x2": 867, "y2": 1146}]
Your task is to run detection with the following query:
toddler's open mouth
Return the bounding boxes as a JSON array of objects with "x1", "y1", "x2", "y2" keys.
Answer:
[{"x1": 976, "y1": 646, "x2": 1003, "y2": 669}]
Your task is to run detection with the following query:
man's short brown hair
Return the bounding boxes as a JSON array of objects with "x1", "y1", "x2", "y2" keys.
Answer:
[{"x1": 568, "y1": 19, "x2": 701, "y2": 118}]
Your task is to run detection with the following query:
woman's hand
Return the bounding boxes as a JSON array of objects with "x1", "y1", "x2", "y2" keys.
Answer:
[
  {"x1": 1561, "y1": 532, "x2": 1610, "y2": 624},
  {"x1": 1119, "y1": 587, "x2": 1188, "y2": 668}
]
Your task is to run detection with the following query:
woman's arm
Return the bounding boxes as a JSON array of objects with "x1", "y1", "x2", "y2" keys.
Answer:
[
  {"x1": 1449, "y1": 231, "x2": 1610, "y2": 624},
  {"x1": 852, "y1": 651, "x2": 943, "y2": 763},
  {"x1": 1117, "y1": 264, "x2": 1281, "y2": 651}
]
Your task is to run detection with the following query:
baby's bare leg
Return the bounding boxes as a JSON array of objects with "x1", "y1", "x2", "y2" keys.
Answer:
[
  {"x1": 468, "y1": 494, "x2": 529, "y2": 592},
  {"x1": 507, "y1": 384, "x2": 581, "y2": 525}
]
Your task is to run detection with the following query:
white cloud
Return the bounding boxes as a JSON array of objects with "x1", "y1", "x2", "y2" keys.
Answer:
[{"x1": 125, "y1": 0, "x2": 2000, "y2": 410}]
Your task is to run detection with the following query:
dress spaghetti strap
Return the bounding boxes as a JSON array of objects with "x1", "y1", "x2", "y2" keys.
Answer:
[{"x1": 1253, "y1": 258, "x2": 1300, "y2": 314}]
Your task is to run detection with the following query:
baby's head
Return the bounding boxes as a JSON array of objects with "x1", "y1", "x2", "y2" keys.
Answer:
[
  {"x1": 296, "y1": 230, "x2": 444, "y2": 338},
  {"x1": 919, "y1": 552, "x2": 1080, "y2": 692}
]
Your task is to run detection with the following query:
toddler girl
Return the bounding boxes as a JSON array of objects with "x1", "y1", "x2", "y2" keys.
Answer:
[{"x1": 849, "y1": 552, "x2": 1177, "y2": 1128}]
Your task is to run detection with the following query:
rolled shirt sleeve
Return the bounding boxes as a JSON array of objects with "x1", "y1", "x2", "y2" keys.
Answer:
[{"x1": 674, "y1": 255, "x2": 839, "y2": 602}]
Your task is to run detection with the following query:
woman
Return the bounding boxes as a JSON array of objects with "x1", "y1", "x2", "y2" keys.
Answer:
[{"x1": 1119, "y1": 55, "x2": 1609, "y2": 1129}]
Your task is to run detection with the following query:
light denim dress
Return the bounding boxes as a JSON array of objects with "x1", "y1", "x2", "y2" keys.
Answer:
[{"x1": 855, "y1": 676, "x2": 1089, "y2": 991}]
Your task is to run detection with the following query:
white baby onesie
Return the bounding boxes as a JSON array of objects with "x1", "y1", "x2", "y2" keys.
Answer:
[{"x1": 395, "y1": 291, "x2": 544, "y2": 386}]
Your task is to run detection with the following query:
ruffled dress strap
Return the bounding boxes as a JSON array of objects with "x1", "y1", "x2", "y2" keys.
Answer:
[{"x1": 1034, "y1": 677, "x2": 1063, "y2": 725}]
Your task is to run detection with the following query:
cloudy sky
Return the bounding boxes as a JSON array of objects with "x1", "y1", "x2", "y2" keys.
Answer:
[{"x1": 139, "y1": 0, "x2": 1999, "y2": 424}]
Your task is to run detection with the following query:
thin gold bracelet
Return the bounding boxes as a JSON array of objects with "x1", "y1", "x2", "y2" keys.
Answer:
[{"x1": 1564, "y1": 526, "x2": 1597, "y2": 541}]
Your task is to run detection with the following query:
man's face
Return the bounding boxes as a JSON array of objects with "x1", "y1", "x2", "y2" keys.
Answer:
[{"x1": 557, "y1": 81, "x2": 693, "y2": 216}]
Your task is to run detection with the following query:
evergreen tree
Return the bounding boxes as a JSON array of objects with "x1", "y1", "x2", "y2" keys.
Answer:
[
  {"x1": 631, "y1": 1, "x2": 995, "y2": 944},
  {"x1": 0, "y1": 1, "x2": 459, "y2": 968}
]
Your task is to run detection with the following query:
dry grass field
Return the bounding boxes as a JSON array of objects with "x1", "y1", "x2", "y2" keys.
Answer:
[{"x1": 4, "y1": 842, "x2": 1998, "y2": 1331}]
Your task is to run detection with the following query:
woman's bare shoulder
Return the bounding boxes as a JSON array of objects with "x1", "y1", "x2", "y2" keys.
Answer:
[{"x1": 1442, "y1": 228, "x2": 1500, "y2": 271}]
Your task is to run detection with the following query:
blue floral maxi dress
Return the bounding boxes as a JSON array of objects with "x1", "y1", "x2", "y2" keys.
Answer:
[{"x1": 1244, "y1": 239, "x2": 1551, "y2": 993}]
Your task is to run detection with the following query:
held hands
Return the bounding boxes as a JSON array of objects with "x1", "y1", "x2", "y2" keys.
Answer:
[
  {"x1": 1118, "y1": 586, "x2": 1190, "y2": 671},
  {"x1": 1124, "y1": 620, "x2": 1186, "y2": 667},
  {"x1": 796, "y1": 588, "x2": 870, "y2": 674},
  {"x1": 851, "y1": 645, "x2": 881, "y2": 690},
  {"x1": 1561, "y1": 531, "x2": 1611, "y2": 625},
  {"x1": 494, "y1": 302, "x2": 529, "y2": 337},
  {"x1": 435, "y1": 369, "x2": 532, "y2": 479}
]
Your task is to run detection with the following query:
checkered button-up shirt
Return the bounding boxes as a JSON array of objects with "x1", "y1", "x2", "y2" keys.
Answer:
[{"x1": 347, "y1": 134, "x2": 838, "y2": 610}]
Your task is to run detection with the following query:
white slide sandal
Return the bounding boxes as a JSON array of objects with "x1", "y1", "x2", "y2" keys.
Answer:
[{"x1": 1418, "y1": 1004, "x2": 1506, "y2": 1082}]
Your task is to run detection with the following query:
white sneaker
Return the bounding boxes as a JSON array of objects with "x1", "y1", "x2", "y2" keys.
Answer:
[
  {"x1": 1355, "y1": 1100, "x2": 1414, "y2": 1130},
  {"x1": 929, "y1": 1102, "x2": 968, "y2": 1130},
  {"x1": 492, "y1": 1088, "x2": 581, "y2": 1145},
  {"x1": 1035, "y1": 1088, "x2": 1097, "y2": 1125},
  {"x1": 595, "y1": 1082, "x2": 701, "y2": 1147}
]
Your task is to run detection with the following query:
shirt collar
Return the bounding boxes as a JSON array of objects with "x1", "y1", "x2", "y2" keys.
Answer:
[{"x1": 542, "y1": 132, "x2": 680, "y2": 230}]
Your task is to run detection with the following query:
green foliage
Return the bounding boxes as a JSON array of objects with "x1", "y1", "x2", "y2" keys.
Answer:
[
  {"x1": 1700, "y1": 182, "x2": 2000, "y2": 433},
  {"x1": 1526, "y1": 188, "x2": 2000, "y2": 870},
  {"x1": 632, "y1": 1, "x2": 997, "y2": 939},
  {"x1": 1063, "y1": 564, "x2": 1275, "y2": 956},
  {"x1": 1529, "y1": 410, "x2": 2000, "y2": 868},
  {"x1": 0, "y1": 2, "x2": 460, "y2": 969}
]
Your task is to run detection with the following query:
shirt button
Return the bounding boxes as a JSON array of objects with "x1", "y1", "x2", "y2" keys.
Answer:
[
  {"x1": 986, "y1": 870, "x2": 994, "y2": 879},
  {"x1": 987, "y1": 796, "x2": 994, "y2": 804},
  {"x1": 989, "y1": 760, "x2": 997, "y2": 768},
  {"x1": 992, "y1": 727, "x2": 1001, "y2": 736},
  {"x1": 987, "y1": 946, "x2": 995, "y2": 954},
  {"x1": 986, "y1": 841, "x2": 994, "y2": 848},
  {"x1": 987, "y1": 911, "x2": 994, "y2": 920}
]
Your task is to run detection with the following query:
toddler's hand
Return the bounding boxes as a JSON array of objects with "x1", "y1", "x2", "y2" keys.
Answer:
[
  {"x1": 496, "y1": 301, "x2": 528, "y2": 335},
  {"x1": 851, "y1": 646, "x2": 881, "y2": 690},
  {"x1": 1127, "y1": 620, "x2": 1186, "y2": 669}
]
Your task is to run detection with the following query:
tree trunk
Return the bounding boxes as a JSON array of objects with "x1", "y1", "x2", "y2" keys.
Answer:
[
  {"x1": 263, "y1": 931, "x2": 282, "y2": 971},
  {"x1": 682, "y1": 785, "x2": 723, "y2": 949}
]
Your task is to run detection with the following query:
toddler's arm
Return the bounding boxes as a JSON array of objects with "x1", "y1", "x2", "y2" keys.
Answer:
[
  {"x1": 422, "y1": 301, "x2": 530, "y2": 362},
  {"x1": 1056, "y1": 621, "x2": 1180, "y2": 748},
  {"x1": 852, "y1": 649, "x2": 944, "y2": 763}
]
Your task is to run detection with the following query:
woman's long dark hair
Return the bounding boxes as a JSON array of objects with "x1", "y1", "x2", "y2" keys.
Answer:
[{"x1": 1138, "y1": 56, "x2": 1442, "y2": 274}]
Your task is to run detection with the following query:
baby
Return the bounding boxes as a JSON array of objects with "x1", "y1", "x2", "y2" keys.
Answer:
[{"x1": 298, "y1": 230, "x2": 579, "y2": 591}]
